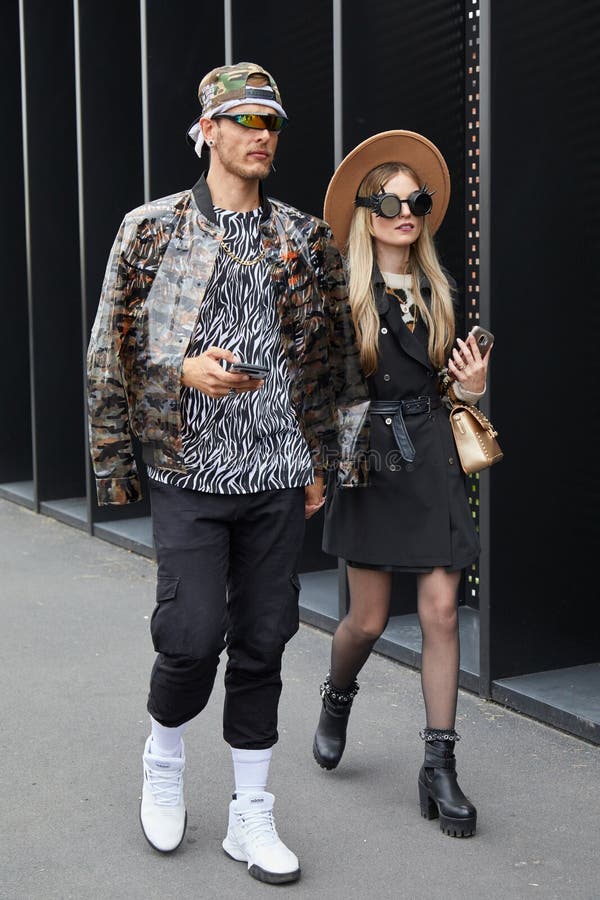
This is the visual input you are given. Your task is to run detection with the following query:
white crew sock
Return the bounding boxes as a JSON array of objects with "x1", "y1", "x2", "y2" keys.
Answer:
[
  {"x1": 150, "y1": 717, "x2": 187, "y2": 758},
  {"x1": 231, "y1": 747, "x2": 273, "y2": 796}
]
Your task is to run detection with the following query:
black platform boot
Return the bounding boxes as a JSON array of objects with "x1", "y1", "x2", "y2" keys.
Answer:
[
  {"x1": 417, "y1": 729, "x2": 477, "y2": 837},
  {"x1": 312, "y1": 675, "x2": 359, "y2": 770}
]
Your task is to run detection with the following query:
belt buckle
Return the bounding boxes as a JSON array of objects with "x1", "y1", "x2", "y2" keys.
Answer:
[{"x1": 404, "y1": 396, "x2": 430, "y2": 415}]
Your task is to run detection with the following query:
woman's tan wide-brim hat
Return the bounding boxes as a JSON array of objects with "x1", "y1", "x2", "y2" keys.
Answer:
[{"x1": 323, "y1": 130, "x2": 451, "y2": 251}]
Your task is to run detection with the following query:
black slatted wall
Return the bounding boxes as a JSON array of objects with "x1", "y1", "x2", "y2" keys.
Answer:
[{"x1": 488, "y1": 0, "x2": 600, "y2": 677}]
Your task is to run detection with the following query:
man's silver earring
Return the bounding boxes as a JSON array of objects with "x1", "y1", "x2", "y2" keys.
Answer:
[
  {"x1": 208, "y1": 139, "x2": 214, "y2": 147},
  {"x1": 271, "y1": 162, "x2": 277, "y2": 173}
]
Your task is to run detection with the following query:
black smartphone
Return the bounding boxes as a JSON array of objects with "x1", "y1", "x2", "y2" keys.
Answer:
[
  {"x1": 468, "y1": 325, "x2": 494, "y2": 358},
  {"x1": 226, "y1": 361, "x2": 270, "y2": 379}
]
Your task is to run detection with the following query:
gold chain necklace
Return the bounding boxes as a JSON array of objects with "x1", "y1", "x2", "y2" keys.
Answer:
[
  {"x1": 385, "y1": 285, "x2": 419, "y2": 333},
  {"x1": 220, "y1": 239, "x2": 267, "y2": 267}
]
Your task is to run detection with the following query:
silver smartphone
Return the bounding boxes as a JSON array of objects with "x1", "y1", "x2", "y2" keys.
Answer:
[
  {"x1": 226, "y1": 361, "x2": 270, "y2": 379},
  {"x1": 468, "y1": 325, "x2": 494, "y2": 358}
]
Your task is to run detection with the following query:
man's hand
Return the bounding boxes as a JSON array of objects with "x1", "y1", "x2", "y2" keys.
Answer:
[
  {"x1": 181, "y1": 346, "x2": 265, "y2": 397},
  {"x1": 305, "y1": 475, "x2": 325, "y2": 519}
]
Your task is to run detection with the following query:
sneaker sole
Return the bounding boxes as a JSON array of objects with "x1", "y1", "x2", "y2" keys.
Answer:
[
  {"x1": 139, "y1": 805, "x2": 187, "y2": 853},
  {"x1": 249, "y1": 862, "x2": 301, "y2": 885},
  {"x1": 222, "y1": 841, "x2": 300, "y2": 884}
]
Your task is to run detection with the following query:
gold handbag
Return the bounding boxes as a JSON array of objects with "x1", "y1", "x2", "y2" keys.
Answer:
[{"x1": 448, "y1": 401, "x2": 504, "y2": 475}]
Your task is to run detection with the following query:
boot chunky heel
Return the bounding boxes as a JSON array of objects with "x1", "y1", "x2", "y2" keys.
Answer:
[
  {"x1": 418, "y1": 780, "x2": 438, "y2": 820},
  {"x1": 312, "y1": 675, "x2": 359, "y2": 770},
  {"x1": 417, "y1": 734, "x2": 477, "y2": 838}
]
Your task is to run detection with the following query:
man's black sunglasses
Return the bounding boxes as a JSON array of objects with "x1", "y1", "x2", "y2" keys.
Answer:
[
  {"x1": 355, "y1": 187, "x2": 434, "y2": 218},
  {"x1": 213, "y1": 113, "x2": 288, "y2": 133}
]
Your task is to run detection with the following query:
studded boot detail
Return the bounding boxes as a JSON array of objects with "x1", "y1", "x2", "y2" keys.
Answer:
[
  {"x1": 417, "y1": 729, "x2": 477, "y2": 838},
  {"x1": 312, "y1": 675, "x2": 359, "y2": 770}
]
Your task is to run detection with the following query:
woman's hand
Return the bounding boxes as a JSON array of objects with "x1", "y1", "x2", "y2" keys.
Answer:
[
  {"x1": 181, "y1": 346, "x2": 264, "y2": 398},
  {"x1": 447, "y1": 334, "x2": 490, "y2": 394}
]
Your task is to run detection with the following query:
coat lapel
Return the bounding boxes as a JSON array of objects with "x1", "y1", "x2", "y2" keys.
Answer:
[{"x1": 374, "y1": 274, "x2": 431, "y2": 370}]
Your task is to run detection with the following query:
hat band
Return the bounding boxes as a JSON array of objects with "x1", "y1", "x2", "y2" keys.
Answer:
[{"x1": 244, "y1": 86, "x2": 277, "y2": 101}]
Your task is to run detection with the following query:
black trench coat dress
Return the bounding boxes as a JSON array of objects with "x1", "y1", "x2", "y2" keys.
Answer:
[{"x1": 323, "y1": 269, "x2": 480, "y2": 573}]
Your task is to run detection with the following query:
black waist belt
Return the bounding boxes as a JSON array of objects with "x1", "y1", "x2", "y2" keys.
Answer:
[{"x1": 370, "y1": 397, "x2": 440, "y2": 463}]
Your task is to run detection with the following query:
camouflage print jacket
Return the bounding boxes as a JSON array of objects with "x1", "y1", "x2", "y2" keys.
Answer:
[{"x1": 86, "y1": 175, "x2": 370, "y2": 505}]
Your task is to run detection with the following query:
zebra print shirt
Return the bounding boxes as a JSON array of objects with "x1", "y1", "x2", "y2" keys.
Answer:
[{"x1": 146, "y1": 207, "x2": 313, "y2": 494}]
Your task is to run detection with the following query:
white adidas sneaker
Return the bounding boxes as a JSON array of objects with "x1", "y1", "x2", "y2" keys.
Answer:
[
  {"x1": 139, "y1": 736, "x2": 187, "y2": 852},
  {"x1": 222, "y1": 791, "x2": 300, "y2": 884}
]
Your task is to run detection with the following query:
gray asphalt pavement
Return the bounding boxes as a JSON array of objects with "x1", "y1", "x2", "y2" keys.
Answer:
[{"x1": 1, "y1": 498, "x2": 598, "y2": 900}]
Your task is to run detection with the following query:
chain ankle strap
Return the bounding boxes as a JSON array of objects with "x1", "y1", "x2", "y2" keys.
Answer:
[
  {"x1": 320, "y1": 674, "x2": 359, "y2": 705},
  {"x1": 419, "y1": 727, "x2": 461, "y2": 742}
]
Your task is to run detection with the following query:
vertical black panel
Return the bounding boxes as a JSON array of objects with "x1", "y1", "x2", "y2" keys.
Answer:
[
  {"x1": 76, "y1": 0, "x2": 149, "y2": 524},
  {"x1": 78, "y1": 1, "x2": 145, "y2": 339},
  {"x1": 232, "y1": 0, "x2": 334, "y2": 218},
  {"x1": 0, "y1": 2, "x2": 32, "y2": 484},
  {"x1": 146, "y1": 1, "x2": 225, "y2": 199},
  {"x1": 21, "y1": 0, "x2": 84, "y2": 501},
  {"x1": 343, "y1": 0, "x2": 465, "y2": 291},
  {"x1": 488, "y1": 0, "x2": 600, "y2": 676}
]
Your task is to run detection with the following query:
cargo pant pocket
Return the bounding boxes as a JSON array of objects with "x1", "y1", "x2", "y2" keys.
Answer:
[{"x1": 150, "y1": 575, "x2": 182, "y2": 654}]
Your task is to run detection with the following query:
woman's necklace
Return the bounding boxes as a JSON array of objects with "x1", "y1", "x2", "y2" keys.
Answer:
[
  {"x1": 220, "y1": 240, "x2": 267, "y2": 267},
  {"x1": 384, "y1": 285, "x2": 419, "y2": 332}
]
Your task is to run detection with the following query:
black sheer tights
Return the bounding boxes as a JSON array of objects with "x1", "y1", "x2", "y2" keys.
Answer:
[
  {"x1": 416, "y1": 568, "x2": 461, "y2": 730},
  {"x1": 329, "y1": 567, "x2": 392, "y2": 691},
  {"x1": 329, "y1": 566, "x2": 461, "y2": 731}
]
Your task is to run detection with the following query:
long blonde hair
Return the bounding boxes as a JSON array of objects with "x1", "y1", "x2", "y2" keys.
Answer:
[{"x1": 345, "y1": 163, "x2": 455, "y2": 376}]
